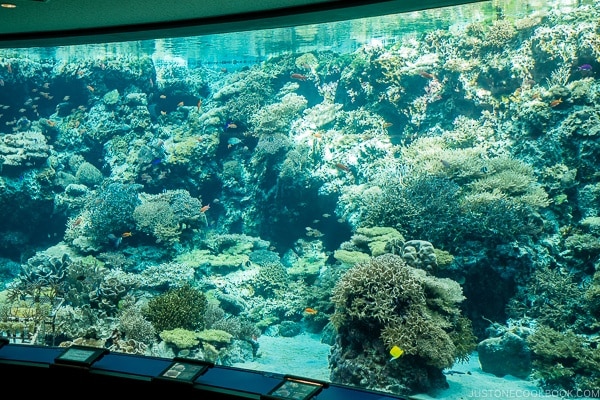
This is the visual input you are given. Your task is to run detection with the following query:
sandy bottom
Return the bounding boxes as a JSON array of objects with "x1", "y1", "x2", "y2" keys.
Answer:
[{"x1": 232, "y1": 333, "x2": 599, "y2": 400}]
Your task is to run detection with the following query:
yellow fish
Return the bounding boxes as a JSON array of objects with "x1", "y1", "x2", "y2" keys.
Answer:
[{"x1": 389, "y1": 345, "x2": 404, "y2": 361}]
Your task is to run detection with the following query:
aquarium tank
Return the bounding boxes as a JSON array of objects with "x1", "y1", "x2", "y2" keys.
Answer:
[{"x1": 2, "y1": 0, "x2": 600, "y2": 398}]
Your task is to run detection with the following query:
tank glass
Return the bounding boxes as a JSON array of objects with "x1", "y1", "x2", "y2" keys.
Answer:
[{"x1": 1, "y1": 0, "x2": 600, "y2": 398}]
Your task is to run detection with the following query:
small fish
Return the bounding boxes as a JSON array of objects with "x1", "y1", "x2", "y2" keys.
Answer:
[
  {"x1": 197, "y1": 99, "x2": 202, "y2": 111},
  {"x1": 86, "y1": 85, "x2": 95, "y2": 92},
  {"x1": 107, "y1": 233, "x2": 122, "y2": 248},
  {"x1": 418, "y1": 71, "x2": 436, "y2": 79},
  {"x1": 291, "y1": 73, "x2": 307, "y2": 81},
  {"x1": 228, "y1": 137, "x2": 242, "y2": 147},
  {"x1": 389, "y1": 345, "x2": 404, "y2": 361},
  {"x1": 578, "y1": 64, "x2": 593, "y2": 71},
  {"x1": 177, "y1": 101, "x2": 184, "y2": 107},
  {"x1": 159, "y1": 94, "x2": 167, "y2": 99},
  {"x1": 200, "y1": 204, "x2": 210, "y2": 213},
  {"x1": 225, "y1": 121, "x2": 238, "y2": 130},
  {"x1": 121, "y1": 232, "x2": 133, "y2": 238},
  {"x1": 304, "y1": 307, "x2": 318, "y2": 315},
  {"x1": 151, "y1": 158, "x2": 162, "y2": 165},
  {"x1": 550, "y1": 98, "x2": 563, "y2": 107},
  {"x1": 335, "y1": 162, "x2": 350, "y2": 172}
]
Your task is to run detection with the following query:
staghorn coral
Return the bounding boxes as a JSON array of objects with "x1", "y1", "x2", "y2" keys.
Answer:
[
  {"x1": 507, "y1": 265, "x2": 590, "y2": 332},
  {"x1": 483, "y1": 20, "x2": 518, "y2": 50},
  {"x1": 143, "y1": 284, "x2": 207, "y2": 332},
  {"x1": 527, "y1": 326, "x2": 600, "y2": 391},
  {"x1": 329, "y1": 253, "x2": 475, "y2": 395}
]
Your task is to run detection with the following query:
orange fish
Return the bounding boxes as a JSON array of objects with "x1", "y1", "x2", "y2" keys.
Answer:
[
  {"x1": 304, "y1": 308, "x2": 318, "y2": 315},
  {"x1": 200, "y1": 204, "x2": 210, "y2": 213},
  {"x1": 291, "y1": 73, "x2": 307, "y2": 81},
  {"x1": 550, "y1": 98, "x2": 562, "y2": 107},
  {"x1": 121, "y1": 232, "x2": 133, "y2": 238}
]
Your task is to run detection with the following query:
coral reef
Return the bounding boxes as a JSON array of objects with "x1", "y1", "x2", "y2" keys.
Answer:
[
  {"x1": 5, "y1": 2, "x2": 600, "y2": 394},
  {"x1": 143, "y1": 284, "x2": 207, "y2": 332},
  {"x1": 527, "y1": 326, "x2": 600, "y2": 391},
  {"x1": 329, "y1": 253, "x2": 475, "y2": 395}
]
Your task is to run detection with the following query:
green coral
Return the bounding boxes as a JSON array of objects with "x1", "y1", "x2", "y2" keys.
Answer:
[
  {"x1": 332, "y1": 249, "x2": 372, "y2": 266},
  {"x1": 331, "y1": 254, "x2": 474, "y2": 370},
  {"x1": 196, "y1": 329, "x2": 233, "y2": 344},
  {"x1": 507, "y1": 265, "x2": 589, "y2": 332},
  {"x1": 143, "y1": 284, "x2": 207, "y2": 332},
  {"x1": 253, "y1": 262, "x2": 289, "y2": 297},
  {"x1": 527, "y1": 326, "x2": 600, "y2": 391},
  {"x1": 159, "y1": 328, "x2": 199, "y2": 349}
]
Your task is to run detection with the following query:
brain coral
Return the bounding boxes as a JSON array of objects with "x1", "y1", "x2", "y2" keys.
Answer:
[{"x1": 330, "y1": 253, "x2": 475, "y2": 395}]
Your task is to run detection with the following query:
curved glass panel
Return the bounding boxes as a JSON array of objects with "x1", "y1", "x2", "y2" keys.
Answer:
[{"x1": 1, "y1": 0, "x2": 599, "y2": 398}]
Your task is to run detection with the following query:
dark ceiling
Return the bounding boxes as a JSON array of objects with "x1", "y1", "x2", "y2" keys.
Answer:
[{"x1": 0, "y1": 0, "x2": 485, "y2": 49}]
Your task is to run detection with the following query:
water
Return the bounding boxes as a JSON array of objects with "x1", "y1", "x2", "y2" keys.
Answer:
[{"x1": 1, "y1": 0, "x2": 600, "y2": 398}]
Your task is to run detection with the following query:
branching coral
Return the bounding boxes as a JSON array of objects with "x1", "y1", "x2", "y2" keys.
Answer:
[
  {"x1": 331, "y1": 254, "x2": 474, "y2": 369},
  {"x1": 133, "y1": 189, "x2": 203, "y2": 246},
  {"x1": 143, "y1": 284, "x2": 207, "y2": 332},
  {"x1": 118, "y1": 304, "x2": 156, "y2": 345},
  {"x1": 527, "y1": 326, "x2": 600, "y2": 391}
]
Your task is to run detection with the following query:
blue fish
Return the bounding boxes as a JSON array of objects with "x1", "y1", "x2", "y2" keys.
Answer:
[
  {"x1": 228, "y1": 137, "x2": 242, "y2": 147},
  {"x1": 578, "y1": 64, "x2": 592, "y2": 71},
  {"x1": 151, "y1": 158, "x2": 162, "y2": 165}
]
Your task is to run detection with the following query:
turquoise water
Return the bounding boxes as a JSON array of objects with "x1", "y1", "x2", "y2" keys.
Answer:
[{"x1": 2, "y1": 0, "x2": 600, "y2": 398}]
